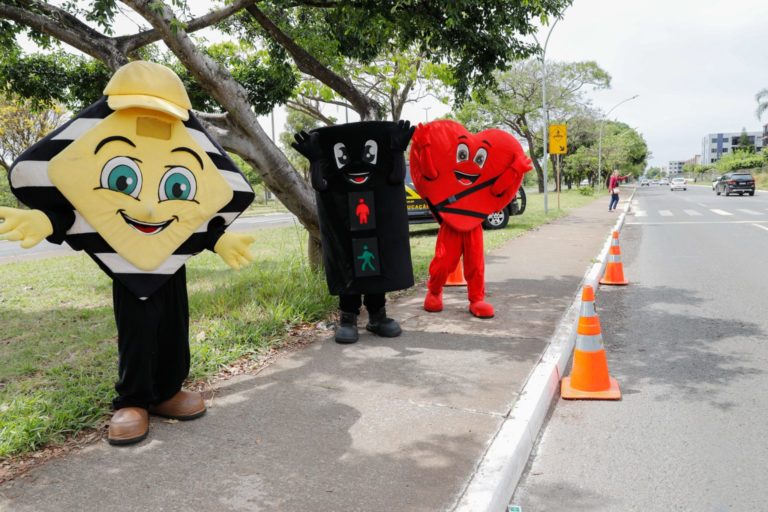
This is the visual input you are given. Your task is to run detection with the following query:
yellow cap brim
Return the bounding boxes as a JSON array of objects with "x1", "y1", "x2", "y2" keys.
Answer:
[{"x1": 108, "y1": 95, "x2": 189, "y2": 121}]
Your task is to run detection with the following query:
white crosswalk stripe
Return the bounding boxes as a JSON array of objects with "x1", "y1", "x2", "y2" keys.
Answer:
[
  {"x1": 737, "y1": 209, "x2": 763, "y2": 216},
  {"x1": 683, "y1": 209, "x2": 702, "y2": 216},
  {"x1": 659, "y1": 210, "x2": 673, "y2": 216},
  {"x1": 710, "y1": 209, "x2": 733, "y2": 216},
  {"x1": 634, "y1": 210, "x2": 647, "y2": 217}
]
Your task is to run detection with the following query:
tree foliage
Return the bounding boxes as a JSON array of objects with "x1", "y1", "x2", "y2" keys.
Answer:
[{"x1": 455, "y1": 58, "x2": 611, "y2": 191}]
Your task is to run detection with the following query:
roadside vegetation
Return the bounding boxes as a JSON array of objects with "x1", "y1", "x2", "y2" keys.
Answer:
[{"x1": 0, "y1": 190, "x2": 596, "y2": 458}]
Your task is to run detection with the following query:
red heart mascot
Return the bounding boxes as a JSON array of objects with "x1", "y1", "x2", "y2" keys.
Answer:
[{"x1": 409, "y1": 120, "x2": 532, "y2": 318}]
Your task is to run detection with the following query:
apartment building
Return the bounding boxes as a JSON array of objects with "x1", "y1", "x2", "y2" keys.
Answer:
[{"x1": 701, "y1": 131, "x2": 764, "y2": 164}]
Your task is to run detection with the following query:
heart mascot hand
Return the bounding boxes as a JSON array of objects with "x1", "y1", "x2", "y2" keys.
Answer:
[{"x1": 409, "y1": 120, "x2": 532, "y2": 231}]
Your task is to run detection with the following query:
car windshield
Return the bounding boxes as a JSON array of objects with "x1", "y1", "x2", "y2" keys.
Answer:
[{"x1": 672, "y1": 178, "x2": 684, "y2": 183}]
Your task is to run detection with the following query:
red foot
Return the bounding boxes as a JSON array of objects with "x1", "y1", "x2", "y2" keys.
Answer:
[
  {"x1": 424, "y1": 290, "x2": 443, "y2": 312},
  {"x1": 469, "y1": 301, "x2": 495, "y2": 318}
]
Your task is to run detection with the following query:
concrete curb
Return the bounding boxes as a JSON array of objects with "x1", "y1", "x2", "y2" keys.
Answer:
[{"x1": 453, "y1": 190, "x2": 636, "y2": 512}]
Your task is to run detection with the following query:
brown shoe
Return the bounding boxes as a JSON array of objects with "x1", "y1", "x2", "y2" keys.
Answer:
[
  {"x1": 108, "y1": 407, "x2": 149, "y2": 446},
  {"x1": 149, "y1": 390, "x2": 206, "y2": 420}
]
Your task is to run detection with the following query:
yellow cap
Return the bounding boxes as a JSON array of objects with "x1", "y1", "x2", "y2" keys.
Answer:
[{"x1": 104, "y1": 61, "x2": 191, "y2": 121}]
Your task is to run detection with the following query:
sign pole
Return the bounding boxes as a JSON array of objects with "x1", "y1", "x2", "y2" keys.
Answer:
[{"x1": 557, "y1": 154, "x2": 561, "y2": 210}]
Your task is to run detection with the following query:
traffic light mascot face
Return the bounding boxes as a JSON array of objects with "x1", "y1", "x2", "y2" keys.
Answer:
[{"x1": 409, "y1": 119, "x2": 532, "y2": 318}]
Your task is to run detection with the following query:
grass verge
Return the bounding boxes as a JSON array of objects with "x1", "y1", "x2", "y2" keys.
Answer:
[{"x1": 0, "y1": 189, "x2": 596, "y2": 458}]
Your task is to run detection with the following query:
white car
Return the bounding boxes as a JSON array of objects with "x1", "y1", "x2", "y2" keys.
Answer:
[
  {"x1": 670, "y1": 177, "x2": 687, "y2": 191},
  {"x1": 659, "y1": 178, "x2": 670, "y2": 186},
  {"x1": 579, "y1": 178, "x2": 590, "y2": 186}
]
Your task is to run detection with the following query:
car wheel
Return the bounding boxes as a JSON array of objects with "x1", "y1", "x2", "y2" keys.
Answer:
[
  {"x1": 749, "y1": 191, "x2": 755, "y2": 196},
  {"x1": 716, "y1": 189, "x2": 721, "y2": 196},
  {"x1": 482, "y1": 208, "x2": 510, "y2": 230}
]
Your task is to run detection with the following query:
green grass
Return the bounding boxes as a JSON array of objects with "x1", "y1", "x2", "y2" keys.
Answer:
[{"x1": 0, "y1": 189, "x2": 596, "y2": 458}]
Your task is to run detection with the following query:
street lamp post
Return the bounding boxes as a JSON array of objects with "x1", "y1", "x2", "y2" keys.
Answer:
[
  {"x1": 597, "y1": 94, "x2": 639, "y2": 192},
  {"x1": 535, "y1": 17, "x2": 561, "y2": 214}
]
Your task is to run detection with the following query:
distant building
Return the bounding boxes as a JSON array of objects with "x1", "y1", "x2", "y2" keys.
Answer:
[
  {"x1": 763, "y1": 124, "x2": 768, "y2": 147},
  {"x1": 702, "y1": 131, "x2": 764, "y2": 164},
  {"x1": 668, "y1": 161, "x2": 685, "y2": 175}
]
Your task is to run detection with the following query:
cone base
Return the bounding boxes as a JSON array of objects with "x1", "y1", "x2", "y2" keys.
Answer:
[
  {"x1": 561, "y1": 376, "x2": 621, "y2": 400},
  {"x1": 599, "y1": 278, "x2": 629, "y2": 286}
]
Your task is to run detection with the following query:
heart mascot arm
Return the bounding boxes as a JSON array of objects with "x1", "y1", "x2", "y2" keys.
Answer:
[
  {"x1": 409, "y1": 124, "x2": 439, "y2": 180},
  {"x1": 388, "y1": 120, "x2": 416, "y2": 185},
  {"x1": 490, "y1": 149, "x2": 533, "y2": 197},
  {"x1": 292, "y1": 130, "x2": 328, "y2": 192}
]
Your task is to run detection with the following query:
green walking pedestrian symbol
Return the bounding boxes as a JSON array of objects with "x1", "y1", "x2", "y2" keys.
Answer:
[{"x1": 357, "y1": 244, "x2": 376, "y2": 272}]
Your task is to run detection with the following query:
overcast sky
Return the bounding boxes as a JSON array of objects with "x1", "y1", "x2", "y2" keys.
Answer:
[{"x1": 535, "y1": 0, "x2": 768, "y2": 168}]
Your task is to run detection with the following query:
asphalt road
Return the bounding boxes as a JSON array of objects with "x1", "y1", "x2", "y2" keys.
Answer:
[
  {"x1": 512, "y1": 184, "x2": 768, "y2": 511},
  {"x1": 0, "y1": 212, "x2": 297, "y2": 264}
]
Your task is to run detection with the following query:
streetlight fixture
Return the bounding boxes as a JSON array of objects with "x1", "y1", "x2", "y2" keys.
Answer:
[
  {"x1": 597, "y1": 94, "x2": 639, "y2": 191},
  {"x1": 423, "y1": 106, "x2": 432, "y2": 123},
  {"x1": 533, "y1": 16, "x2": 562, "y2": 214}
]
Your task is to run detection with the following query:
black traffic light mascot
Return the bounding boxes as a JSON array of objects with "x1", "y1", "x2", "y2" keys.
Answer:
[
  {"x1": 0, "y1": 61, "x2": 255, "y2": 445},
  {"x1": 409, "y1": 119, "x2": 531, "y2": 318},
  {"x1": 293, "y1": 121, "x2": 415, "y2": 343}
]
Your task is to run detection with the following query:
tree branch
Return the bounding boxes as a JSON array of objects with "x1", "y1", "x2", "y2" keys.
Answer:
[
  {"x1": 0, "y1": 0, "x2": 127, "y2": 69},
  {"x1": 116, "y1": 0, "x2": 257, "y2": 55},
  {"x1": 244, "y1": 4, "x2": 381, "y2": 120}
]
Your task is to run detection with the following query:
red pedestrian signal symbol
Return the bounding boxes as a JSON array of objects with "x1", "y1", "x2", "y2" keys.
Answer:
[{"x1": 355, "y1": 198, "x2": 370, "y2": 225}]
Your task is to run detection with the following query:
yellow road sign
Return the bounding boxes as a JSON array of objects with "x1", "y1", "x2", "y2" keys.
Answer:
[{"x1": 549, "y1": 124, "x2": 567, "y2": 155}]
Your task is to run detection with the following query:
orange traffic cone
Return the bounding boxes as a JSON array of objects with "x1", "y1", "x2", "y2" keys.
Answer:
[
  {"x1": 600, "y1": 231, "x2": 628, "y2": 286},
  {"x1": 445, "y1": 258, "x2": 467, "y2": 286},
  {"x1": 561, "y1": 285, "x2": 621, "y2": 400}
]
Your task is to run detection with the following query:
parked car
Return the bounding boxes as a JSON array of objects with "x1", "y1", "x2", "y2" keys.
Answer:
[
  {"x1": 711, "y1": 176, "x2": 720, "y2": 190},
  {"x1": 714, "y1": 172, "x2": 755, "y2": 196},
  {"x1": 670, "y1": 177, "x2": 687, "y2": 191},
  {"x1": 639, "y1": 178, "x2": 650, "y2": 186},
  {"x1": 579, "y1": 178, "x2": 590, "y2": 187},
  {"x1": 650, "y1": 179, "x2": 659, "y2": 185},
  {"x1": 659, "y1": 178, "x2": 670, "y2": 186},
  {"x1": 405, "y1": 166, "x2": 526, "y2": 230}
]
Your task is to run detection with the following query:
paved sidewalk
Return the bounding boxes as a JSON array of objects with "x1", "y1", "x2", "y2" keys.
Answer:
[{"x1": 0, "y1": 196, "x2": 623, "y2": 512}]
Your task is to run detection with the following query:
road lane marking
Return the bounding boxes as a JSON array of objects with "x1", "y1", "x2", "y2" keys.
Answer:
[
  {"x1": 752, "y1": 224, "x2": 768, "y2": 232},
  {"x1": 627, "y1": 220, "x2": 768, "y2": 225},
  {"x1": 683, "y1": 209, "x2": 702, "y2": 216},
  {"x1": 633, "y1": 210, "x2": 647, "y2": 217},
  {"x1": 738, "y1": 209, "x2": 763, "y2": 215},
  {"x1": 659, "y1": 210, "x2": 673, "y2": 216},
  {"x1": 710, "y1": 209, "x2": 733, "y2": 216}
]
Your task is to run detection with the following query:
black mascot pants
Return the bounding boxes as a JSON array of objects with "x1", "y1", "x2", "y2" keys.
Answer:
[
  {"x1": 112, "y1": 266, "x2": 190, "y2": 410},
  {"x1": 339, "y1": 293, "x2": 386, "y2": 315}
]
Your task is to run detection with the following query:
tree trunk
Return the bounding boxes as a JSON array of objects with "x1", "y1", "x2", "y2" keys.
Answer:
[
  {"x1": 307, "y1": 232, "x2": 323, "y2": 271},
  {"x1": 522, "y1": 130, "x2": 545, "y2": 193},
  {"x1": 126, "y1": 0, "x2": 321, "y2": 241}
]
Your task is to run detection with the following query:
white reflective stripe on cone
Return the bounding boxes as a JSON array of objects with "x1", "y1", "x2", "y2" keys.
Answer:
[
  {"x1": 581, "y1": 300, "x2": 597, "y2": 317},
  {"x1": 575, "y1": 332, "x2": 605, "y2": 352},
  {"x1": 607, "y1": 254, "x2": 622, "y2": 263}
]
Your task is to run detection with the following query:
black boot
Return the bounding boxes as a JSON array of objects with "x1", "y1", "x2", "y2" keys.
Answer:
[
  {"x1": 365, "y1": 307, "x2": 402, "y2": 338},
  {"x1": 335, "y1": 312, "x2": 359, "y2": 344}
]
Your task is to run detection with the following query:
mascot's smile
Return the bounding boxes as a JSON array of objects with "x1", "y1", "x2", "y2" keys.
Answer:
[
  {"x1": 345, "y1": 171, "x2": 370, "y2": 185},
  {"x1": 454, "y1": 170, "x2": 480, "y2": 186},
  {"x1": 119, "y1": 210, "x2": 176, "y2": 235}
]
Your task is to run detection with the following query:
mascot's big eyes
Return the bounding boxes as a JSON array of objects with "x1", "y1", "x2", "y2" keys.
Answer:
[
  {"x1": 159, "y1": 167, "x2": 197, "y2": 202},
  {"x1": 101, "y1": 156, "x2": 142, "y2": 198},
  {"x1": 362, "y1": 140, "x2": 378, "y2": 165},
  {"x1": 474, "y1": 148, "x2": 488, "y2": 168},
  {"x1": 333, "y1": 142, "x2": 349, "y2": 169},
  {"x1": 456, "y1": 143, "x2": 470, "y2": 163}
]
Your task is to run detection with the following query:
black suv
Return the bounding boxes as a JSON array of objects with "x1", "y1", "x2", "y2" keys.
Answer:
[
  {"x1": 714, "y1": 172, "x2": 756, "y2": 196},
  {"x1": 405, "y1": 167, "x2": 526, "y2": 230}
]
